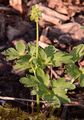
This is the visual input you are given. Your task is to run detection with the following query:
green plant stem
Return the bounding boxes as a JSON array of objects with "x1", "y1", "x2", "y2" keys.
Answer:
[
  {"x1": 36, "y1": 21, "x2": 39, "y2": 58},
  {"x1": 34, "y1": 71, "x2": 40, "y2": 112},
  {"x1": 36, "y1": 92, "x2": 40, "y2": 112}
]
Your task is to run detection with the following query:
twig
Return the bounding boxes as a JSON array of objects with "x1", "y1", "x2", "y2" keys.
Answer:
[
  {"x1": 0, "y1": 96, "x2": 45, "y2": 103},
  {"x1": 0, "y1": 7, "x2": 12, "y2": 11},
  {"x1": 0, "y1": 96, "x2": 84, "y2": 108},
  {"x1": 48, "y1": 66, "x2": 59, "y2": 79},
  {"x1": 64, "y1": 101, "x2": 84, "y2": 108}
]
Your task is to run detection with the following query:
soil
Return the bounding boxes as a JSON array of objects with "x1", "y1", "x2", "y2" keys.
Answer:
[{"x1": 0, "y1": 0, "x2": 84, "y2": 119}]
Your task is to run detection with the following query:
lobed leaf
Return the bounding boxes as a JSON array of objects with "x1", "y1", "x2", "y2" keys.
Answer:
[
  {"x1": 14, "y1": 55, "x2": 31, "y2": 71},
  {"x1": 38, "y1": 48, "x2": 47, "y2": 61},
  {"x1": 19, "y1": 75, "x2": 38, "y2": 88},
  {"x1": 36, "y1": 67, "x2": 50, "y2": 87},
  {"x1": 45, "y1": 45, "x2": 58, "y2": 57},
  {"x1": 65, "y1": 64, "x2": 81, "y2": 80},
  {"x1": 52, "y1": 78, "x2": 75, "y2": 103},
  {"x1": 52, "y1": 78, "x2": 75, "y2": 90},
  {"x1": 53, "y1": 52, "x2": 73, "y2": 67},
  {"x1": 5, "y1": 48, "x2": 19, "y2": 60},
  {"x1": 70, "y1": 44, "x2": 84, "y2": 62}
]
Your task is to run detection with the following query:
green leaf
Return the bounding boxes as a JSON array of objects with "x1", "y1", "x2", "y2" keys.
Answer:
[
  {"x1": 52, "y1": 78, "x2": 75, "y2": 90},
  {"x1": 57, "y1": 91, "x2": 71, "y2": 103},
  {"x1": 52, "y1": 78, "x2": 75, "y2": 103},
  {"x1": 19, "y1": 75, "x2": 38, "y2": 88},
  {"x1": 38, "y1": 48, "x2": 47, "y2": 61},
  {"x1": 37, "y1": 84, "x2": 61, "y2": 108},
  {"x1": 53, "y1": 52, "x2": 72, "y2": 67},
  {"x1": 19, "y1": 55, "x2": 31, "y2": 62},
  {"x1": 61, "y1": 54, "x2": 73, "y2": 64},
  {"x1": 27, "y1": 43, "x2": 36, "y2": 57},
  {"x1": 80, "y1": 74, "x2": 84, "y2": 87},
  {"x1": 79, "y1": 67, "x2": 84, "y2": 74},
  {"x1": 65, "y1": 64, "x2": 81, "y2": 79},
  {"x1": 31, "y1": 90, "x2": 37, "y2": 95},
  {"x1": 5, "y1": 48, "x2": 19, "y2": 60},
  {"x1": 15, "y1": 41, "x2": 26, "y2": 55},
  {"x1": 38, "y1": 83, "x2": 50, "y2": 96},
  {"x1": 5, "y1": 41, "x2": 26, "y2": 60},
  {"x1": 52, "y1": 52, "x2": 63, "y2": 66},
  {"x1": 45, "y1": 45, "x2": 58, "y2": 57},
  {"x1": 14, "y1": 63, "x2": 31, "y2": 71},
  {"x1": 70, "y1": 44, "x2": 84, "y2": 62},
  {"x1": 43, "y1": 93, "x2": 61, "y2": 108},
  {"x1": 14, "y1": 55, "x2": 31, "y2": 71},
  {"x1": 38, "y1": 48, "x2": 52, "y2": 66},
  {"x1": 36, "y1": 68, "x2": 50, "y2": 87}
]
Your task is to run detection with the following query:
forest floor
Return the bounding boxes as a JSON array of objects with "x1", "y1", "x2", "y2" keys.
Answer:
[{"x1": 0, "y1": 0, "x2": 84, "y2": 119}]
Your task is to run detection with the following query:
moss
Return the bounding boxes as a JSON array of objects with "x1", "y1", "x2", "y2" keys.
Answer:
[
  {"x1": 0, "y1": 103, "x2": 60, "y2": 120},
  {"x1": 0, "y1": 104, "x2": 29, "y2": 120}
]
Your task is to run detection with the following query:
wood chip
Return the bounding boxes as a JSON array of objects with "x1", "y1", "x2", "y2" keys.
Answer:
[
  {"x1": 38, "y1": 4, "x2": 69, "y2": 21},
  {"x1": 9, "y1": 0, "x2": 23, "y2": 13}
]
